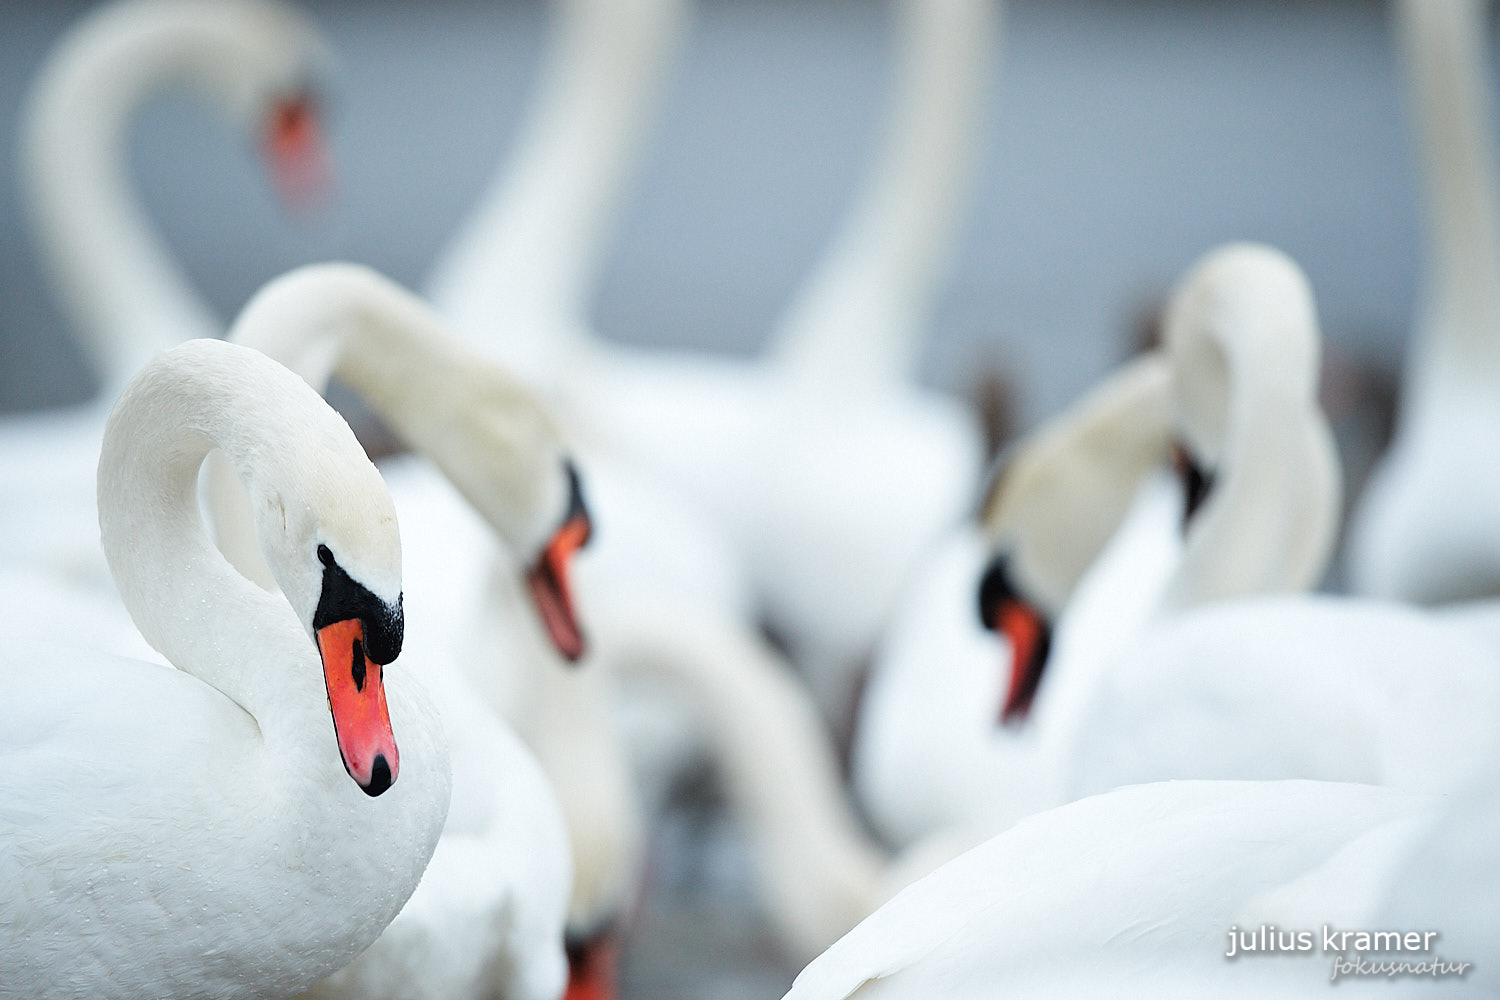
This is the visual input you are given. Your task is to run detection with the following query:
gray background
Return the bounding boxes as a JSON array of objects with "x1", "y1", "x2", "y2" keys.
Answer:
[{"x1": 0, "y1": 0, "x2": 1437, "y2": 425}]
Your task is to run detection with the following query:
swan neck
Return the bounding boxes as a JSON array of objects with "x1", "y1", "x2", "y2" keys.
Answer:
[
  {"x1": 426, "y1": 0, "x2": 690, "y2": 352},
  {"x1": 1398, "y1": 0, "x2": 1500, "y2": 388},
  {"x1": 1161, "y1": 353, "x2": 1338, "y2": 613},
  {"x1": 766, "y1": 0, "x2": 998, "y2": 387},
  {"x1": 99, "y1": 355, "x2": 321, "y2": 738},
  {"x1": 21, "y1": 4, "x2": 222, "y2": 392}
]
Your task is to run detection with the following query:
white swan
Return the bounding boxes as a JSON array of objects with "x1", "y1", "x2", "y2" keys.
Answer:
[
  {"x1": 1066, "y1": 244, "x2": 1500, "y2": 799},
  {"x1": 0, "y1": 0, "x2": 330, "y2": 586},
  {"x1": 1348, "y1": 0, "x2": 1500, "y2": 602},
  {"x1": 429, "y1": 0, "x2": 996, "y2": 726},
  {"x1": 854, "y1": 243, "x2": 1341, "y2": 850},
  {"x1": 0, "y1": 338, "x2": 450, "y2": 999},
  {"x1": 782, "y1": 780, "x2": 1430, "y2": 1000},
  {"x1": 196, "y1": 265, "x2": 578, "y2": 1000},
  {"x1": 852, "y1": 356, "x2": 1178, "y2": 846}
]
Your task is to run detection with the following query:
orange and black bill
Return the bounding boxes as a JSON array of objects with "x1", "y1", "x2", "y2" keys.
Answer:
[
  {"x1": 264, "y1": 91, "x2": 329, "y2": 207},
  {"x1": 313, "y1": 543, "x2": 404, "y2": 796},
  {"x1": 1171, "y1": 438, "x2": 1216, "y2": 528},
  {"x1": 977, "y1": 554, "x2": 1053, "y2": 725},
  {"x1": 316, "y1": 618, "x2": 398, "y2": 796},
  {"x1": 564, "y1": 928, "x2": 621, "y2": 1000},
  {"x1": 527, "y1": 459, "x2": 594, "y2": 663}
]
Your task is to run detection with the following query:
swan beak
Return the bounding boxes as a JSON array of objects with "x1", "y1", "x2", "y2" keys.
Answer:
[
  {"x1": 993, "y1": 602, "x2": 1051, "y2": 724},
  {"x1": 527, "y1": 461, "x2": 594, "y2": 663},
  {"x1": 564, "y1": 929, "x2": 620, "y2": 1000},
  {"x1": 977, "y1": 555, "x2": 1052, "y2": 724},
  {"x1": 264, "y1": 93, "x2": 330, "y2": 208},
  {"x1": 316, "y1": 618, "x2": 399, "y2": 796}
]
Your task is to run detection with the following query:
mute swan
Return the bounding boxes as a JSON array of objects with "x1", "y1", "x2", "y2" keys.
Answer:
[
  {"x1": 855, "y1": 243, "x2": 1339, "y2": 850},
  {"x1": 782, "y1": 780, "x2": 1430, "y2": 1000},
  {"x1": 1, "y1": 0, "x2": 331, "y2": 587},
  {"x1": 0, "y1": 339, "x2": 450, "y2": 999},
  {"x1": 204, "y1": 264, "x2": 581, "y2": 1000},
  {"x1": 1349, "y1": 0, "x2": 1500, "y2": 603},
  {"x1": 210, "y1": 266, "x2": 895, "y2": 988},
  {"x1": 1063, "y1": 244, "x2": 1500, "y2": 798},
  {"x1": 852, "y1": 352, "x2": 1176, "y2": 846},
  {"x1": 428, "y1": 0, "x2": 995, "y2": 727}
]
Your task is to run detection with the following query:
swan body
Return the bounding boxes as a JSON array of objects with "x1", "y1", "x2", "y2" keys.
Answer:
[
  {"x1": 1349, "y1": 0, "x2": 1500, "y2": 602},
  {"x1": 0, "y1": 339, "x2": 450, "y2": 999},
  {"x1": 783, "y1": 780, "x2": 1429, "y2": 1000},
  {"x1": 1, "y1": 0, "x2": 330, "y2": 589},
  {"x1": 209, "y1": 265, "x2": 578, "y2": 1000}
]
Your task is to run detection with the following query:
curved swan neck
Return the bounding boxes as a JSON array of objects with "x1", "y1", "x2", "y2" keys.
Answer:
[
  {"x1": 426, "y1": 0, "x2": 690, "y2": 356},
  {"x1": 981, "y1": 352, "x2": 1173, "y2": 616},
  {"x1": 20, "y1": 1, "x2": 228, "y2": 392},
  {"x1": 1158, "y1": 251, "x2": 1340, "y2": 612},
  {"x1": 765, "y1": 0, "x2": 998, "y2": 388},
  {"x1": 98, "y1": 341, "x2": 344, "y2": 737},
  {"x1": 211, "y1": 265, "x2": 564, "y2": 587},
  {"x1": 1397, "y1": 0, "x2": 1500, "y2": 390}
]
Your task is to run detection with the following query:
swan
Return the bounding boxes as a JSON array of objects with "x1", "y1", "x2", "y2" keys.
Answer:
[
  {"x1": 852, "y1": 355, "x2": 1178, "y2": 847},
  {"x1": 428, "y1": 0, "x2": 996, "y2": 727},
  {"x1": 203, "y1": 264, "x2": 581, "y2": 1000},
  {"x1": 0, "y1": 0, "x2": 331, "y2": 587},
  {"x1": 853, "y1": 243, "x2": 1341, "y2": 850},
  {"x1": 209, "y1": 265, "x2": 897, "y2": 987},
  {"x1": 0, "y1": 338, "x2": 450, "y2": 999},
  {"x1": 1061, "y1": 244, "x2": 1500, "y2": 798},
  {"x1": 781, "y1": 780, "x2": 1431, "y2": 1000},
  {"x1": 1348, "y1": 0, "x2": 1500, "y2": 602}
]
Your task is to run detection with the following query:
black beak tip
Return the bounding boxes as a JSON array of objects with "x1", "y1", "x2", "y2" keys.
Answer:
[{"x1": 362, "y1": 754, "x2": 393, "y2": 797}]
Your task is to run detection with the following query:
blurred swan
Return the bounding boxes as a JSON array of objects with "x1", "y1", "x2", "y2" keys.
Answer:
[
  {"x1": 206, "y1": 265, "x2": 579, "y2": 1000},
  {"x1": 1067, "y1": 245, "x2": 1500, "y2": 798},
  {"x1": 1349, "y1": 0, "x2": 1500, "y2": 602},
  {"x1": 429, "y1": 0, "x2": 996, "y2": 726},
  {"x1": 853, "y1": 354, "x2": 1176, "y2": 847},
  {"x1": 0, "y1": 339, "x2": 450, "y2": 999},
  {"x1": 782, "y1": 780, "x2": 1429, "y2": 1000},
  {"x1": 0, "y1": 0, "x2": 331, "y2": 587},
  {"x1": 855, "y1": 243, "x2": 1341, "y2": 849}
]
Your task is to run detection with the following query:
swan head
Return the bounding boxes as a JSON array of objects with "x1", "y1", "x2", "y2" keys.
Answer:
[
  {"x1": 975, "y1": 354, "x2": 1173, "y2": 723},
  {"x1": 164, "y1": 0, "x2": 336, "y2": 205},
  {"x1": 432, "y1": 378, "x2": 595, "y2": 664},
  {"x1": 975, "y1": 552, "x2": 1053, "y2": 724},
  {"x1": 245, "y1": 391, "x2": 407, "y2": 797}
]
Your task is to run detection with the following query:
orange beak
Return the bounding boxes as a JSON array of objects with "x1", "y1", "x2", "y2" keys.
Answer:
[
  {"x1": 993, "y1": 601, "x2": 1049, "y2": 724},
  {"x1": 527, "y1": 509, "x2": 591, "y2": 663},
  {"x1": 564, "y1": 931, "x2": 620, "y2": 1000},
  {"x1": 976, "y1": 555, "x2": 1051, "y2": 725},
  {"x1": 264, "y1": 94, "x2": 330, "y2": 209},
  {"x1": 316, "y1": 618, "x2": 398, "y2": 795}
]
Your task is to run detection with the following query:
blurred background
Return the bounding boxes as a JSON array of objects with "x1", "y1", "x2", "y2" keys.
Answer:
[
  {"x1": 1, "y1": 0, "x2": 1433, "y2": 424},
  {"x1": 0, "y1": 1, "x2": 1466, "y2": 996}
]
